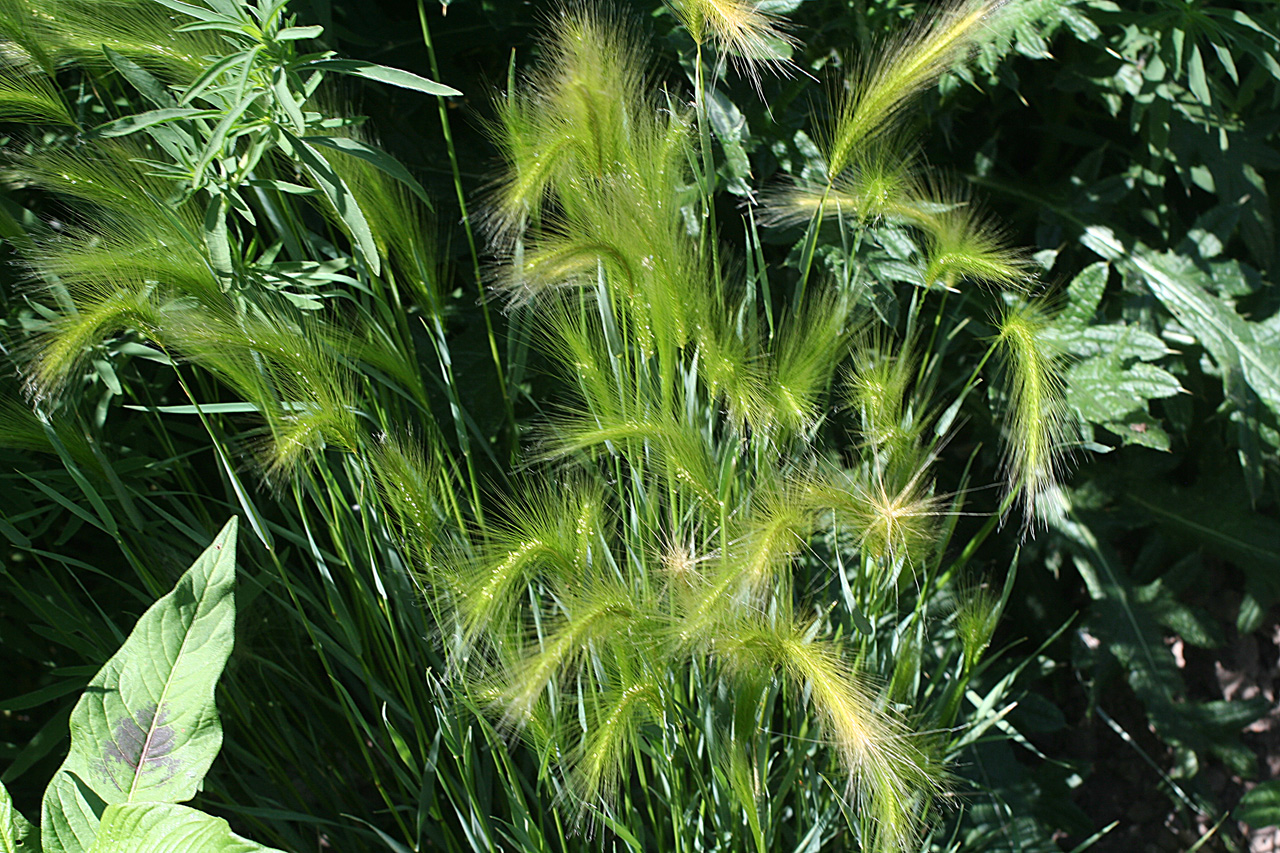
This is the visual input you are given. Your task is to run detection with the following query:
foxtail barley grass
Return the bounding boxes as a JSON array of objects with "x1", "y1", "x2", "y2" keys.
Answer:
[
  {"x1": 443, "y1": 4, "x2": 1068, "y2": 849},
  {"x1": 666, "y1": 0, "x2": 795, "y2": 77},
  {"x1": 996, "y1": 298, "x2": 1075, "y2": 523},
  {"x1": 823, "y1": 0, "x2": 1004, "y2": 177}
]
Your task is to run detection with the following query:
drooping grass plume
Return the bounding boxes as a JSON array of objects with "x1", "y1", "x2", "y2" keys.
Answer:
[
  {"x1": 491, "y1": 580, "x2": 646, "y2": 722},
  {"x1": 995, "y1": 298, "x2": 1075, "y2": 524},
  {"x1": 1, "y1": 0, "x2": 224, "y2": 83},
  {"x1": 19, "y1": 274, "x2": 169, "y2": 404},
  {"x1": 453, "y1": 477, "x2": 609, "y2": 645},
  {"x1": 169, "y1": 305, "x2": 367, "y2": 484},
  {"x1": 713, "y1": 618, "x2": 941, "y2": 853},
  {"x1": 759, "y1": 135, "x2": 921, "y2": 229},
  {"x1": 808, "y1": 462, "x2": 943, "y2": 570},
  {"x1": 845, "y1": 336, "x2": 924, "y2": 465},
  {"x1": 483, "y1": 7, "x2": 688, "y2": 244},
  {"x1": 694, "y1": 303, "x2": 767, "y2": 427},
  {"x1": 0, "y1": 61, "x2": 74, "y2": 125},
  {"x1": 665, "y1": 0, "x2": 795, "y2": 72},
  {"x1": 823, "y1": 0, "x2": 1004, "y2": 179},
  {"x1": 13, "y1": 150, "x2": 215, "y2": 403},
  {"x1": 570, "y1": 676, "x2": 663, "y2": 808},
  {"x1": 759, "y1": 291, "x2": 859, "y2": 438},
  {"x1": 0, "y1": 394, "x2": 97, "y2": 470},
  {"x1": 907, "y1": 181, "x2": 1032, "y2": 291},
  {"x1": 952, "y1": 577, "x2": 1001, "y2": 671},
  {"x1": 368, "y1": 431, "x2": 448, "y2": 567},
  {"x1": 713, "y1": 475, "x2": 819, "y2": 603},
  {"x1": 9, "y1": 142, "x2": 188, "y2": 223}
]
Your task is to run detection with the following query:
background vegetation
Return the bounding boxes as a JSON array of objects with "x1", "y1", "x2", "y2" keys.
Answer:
[{"x1": 0, "y1": 0, "x2": 1278, "y2": 851}]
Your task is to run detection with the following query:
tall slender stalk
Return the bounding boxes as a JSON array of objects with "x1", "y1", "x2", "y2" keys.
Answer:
[{"x1": 417, "y1": 0, "x2": 515, "y2": 466}]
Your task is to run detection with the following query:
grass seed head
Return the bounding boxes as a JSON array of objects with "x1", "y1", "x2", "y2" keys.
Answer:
[
  {"x1": 995, "y1": 298, "x2": 1075, "y2": 526},
  {"x1": 824, "y1": 0, "x2": 1004, "y2": 178}
]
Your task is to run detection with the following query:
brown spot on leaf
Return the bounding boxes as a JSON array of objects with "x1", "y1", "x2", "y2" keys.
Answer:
[{"x1": 102, "y1": 703, "x2": 180, "y2": 792}]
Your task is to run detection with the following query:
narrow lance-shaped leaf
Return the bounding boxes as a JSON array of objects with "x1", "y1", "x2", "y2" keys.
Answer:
[
  {"x1": 280, "y1": 130, "x2": 381, "y2": 275},
  {"x1": 306, "y1": 136, "x2": 435, "y2": 210},
  {"x1": 89, "y1": 804, "x2": 284, "y2": 853},
  {"x1": 102, "y1": 47, "x2": 178, "y2": 109},
  {"x1": 90, "y1": 109, "x2": 220, "y2": 139},
  {"x1": 146, "y1": 0, "x2": 241, "y2": 26},
  {"x1": 274, "y1": 25, "x2": 323, "y2": 41},
  {"x1": 60, "y1": 518, "x2": 239, "y2": 806},
  {"x1": 305, "y1": 58, "x2": 461, "y2": 97}
]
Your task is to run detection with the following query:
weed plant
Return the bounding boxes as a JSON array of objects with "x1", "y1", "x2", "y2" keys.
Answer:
[{"x1": 0, "y1": 0, "x2": 1092, "y2": 850}]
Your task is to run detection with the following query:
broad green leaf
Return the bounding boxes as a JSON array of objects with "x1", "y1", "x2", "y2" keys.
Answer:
[
  {"x1": 1044, "y1": 261, "x2": 1170, "y2": 361},
  {"x1": 305, "y1": 136, "x2": 434, "y2": 209},
  {"x1": 1134, "y1": 578, "x2": 1222, "y2": 648},
  {"x1": 40, "y1": 771, "x2": 104, "y2": 853},
  {"x1": 60, "y1": 519, "x2": 239, "y2": 806},
  {"x1": 1237, "y1": 780, "x2": 1280, "y2": 829},
  {"x1": 1065, "y1": 359, "x2": 1182, "y2": 422},
  {"x1": 280, "y1": 130, "x2": 380, "y2": 275},
  {"x1": 707, "y1": 88, "x2": 752, "y2": 195},
  {"x1": 1131, "y1": 248, "x2": 1280, "y2": 417},
  {"x1": 1100, "y1": 415, "x2": 1170, "y2": 451},
  {"x1": 305, "y1": 59, "x2": 460, "y2": 97},
  {"x1": 1047, "y1": 324, "x2": 1171, "y2": 361},
  {"x1": 89, "y1": 804, "x2": 284, "y2": 853},
  {"x1": 1126, "y1": 481, "x2": 1280, "y2": 611},
  {"x1": 1057, "y1": 261, "x2": 1108, "y2": 325},
  {"x1": 0, "y1": 781, "x2": 38, "y2": 853}
]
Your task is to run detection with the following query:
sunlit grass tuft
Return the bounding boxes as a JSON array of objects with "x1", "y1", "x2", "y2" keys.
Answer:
[
  {"x1": 996, "y1": 298, "x2": 1075, "y2": 524},
  {"x1": 823, "y1": 0, "x2": 1004, "y2": 178}
]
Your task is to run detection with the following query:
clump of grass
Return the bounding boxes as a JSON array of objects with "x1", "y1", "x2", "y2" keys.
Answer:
[
  {"x1": 447, "y1": 5, "x2": 1025, "y2": 847},
  {"x1": 1, "y1": 0, "x2": 1077, "y2": 848}
]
